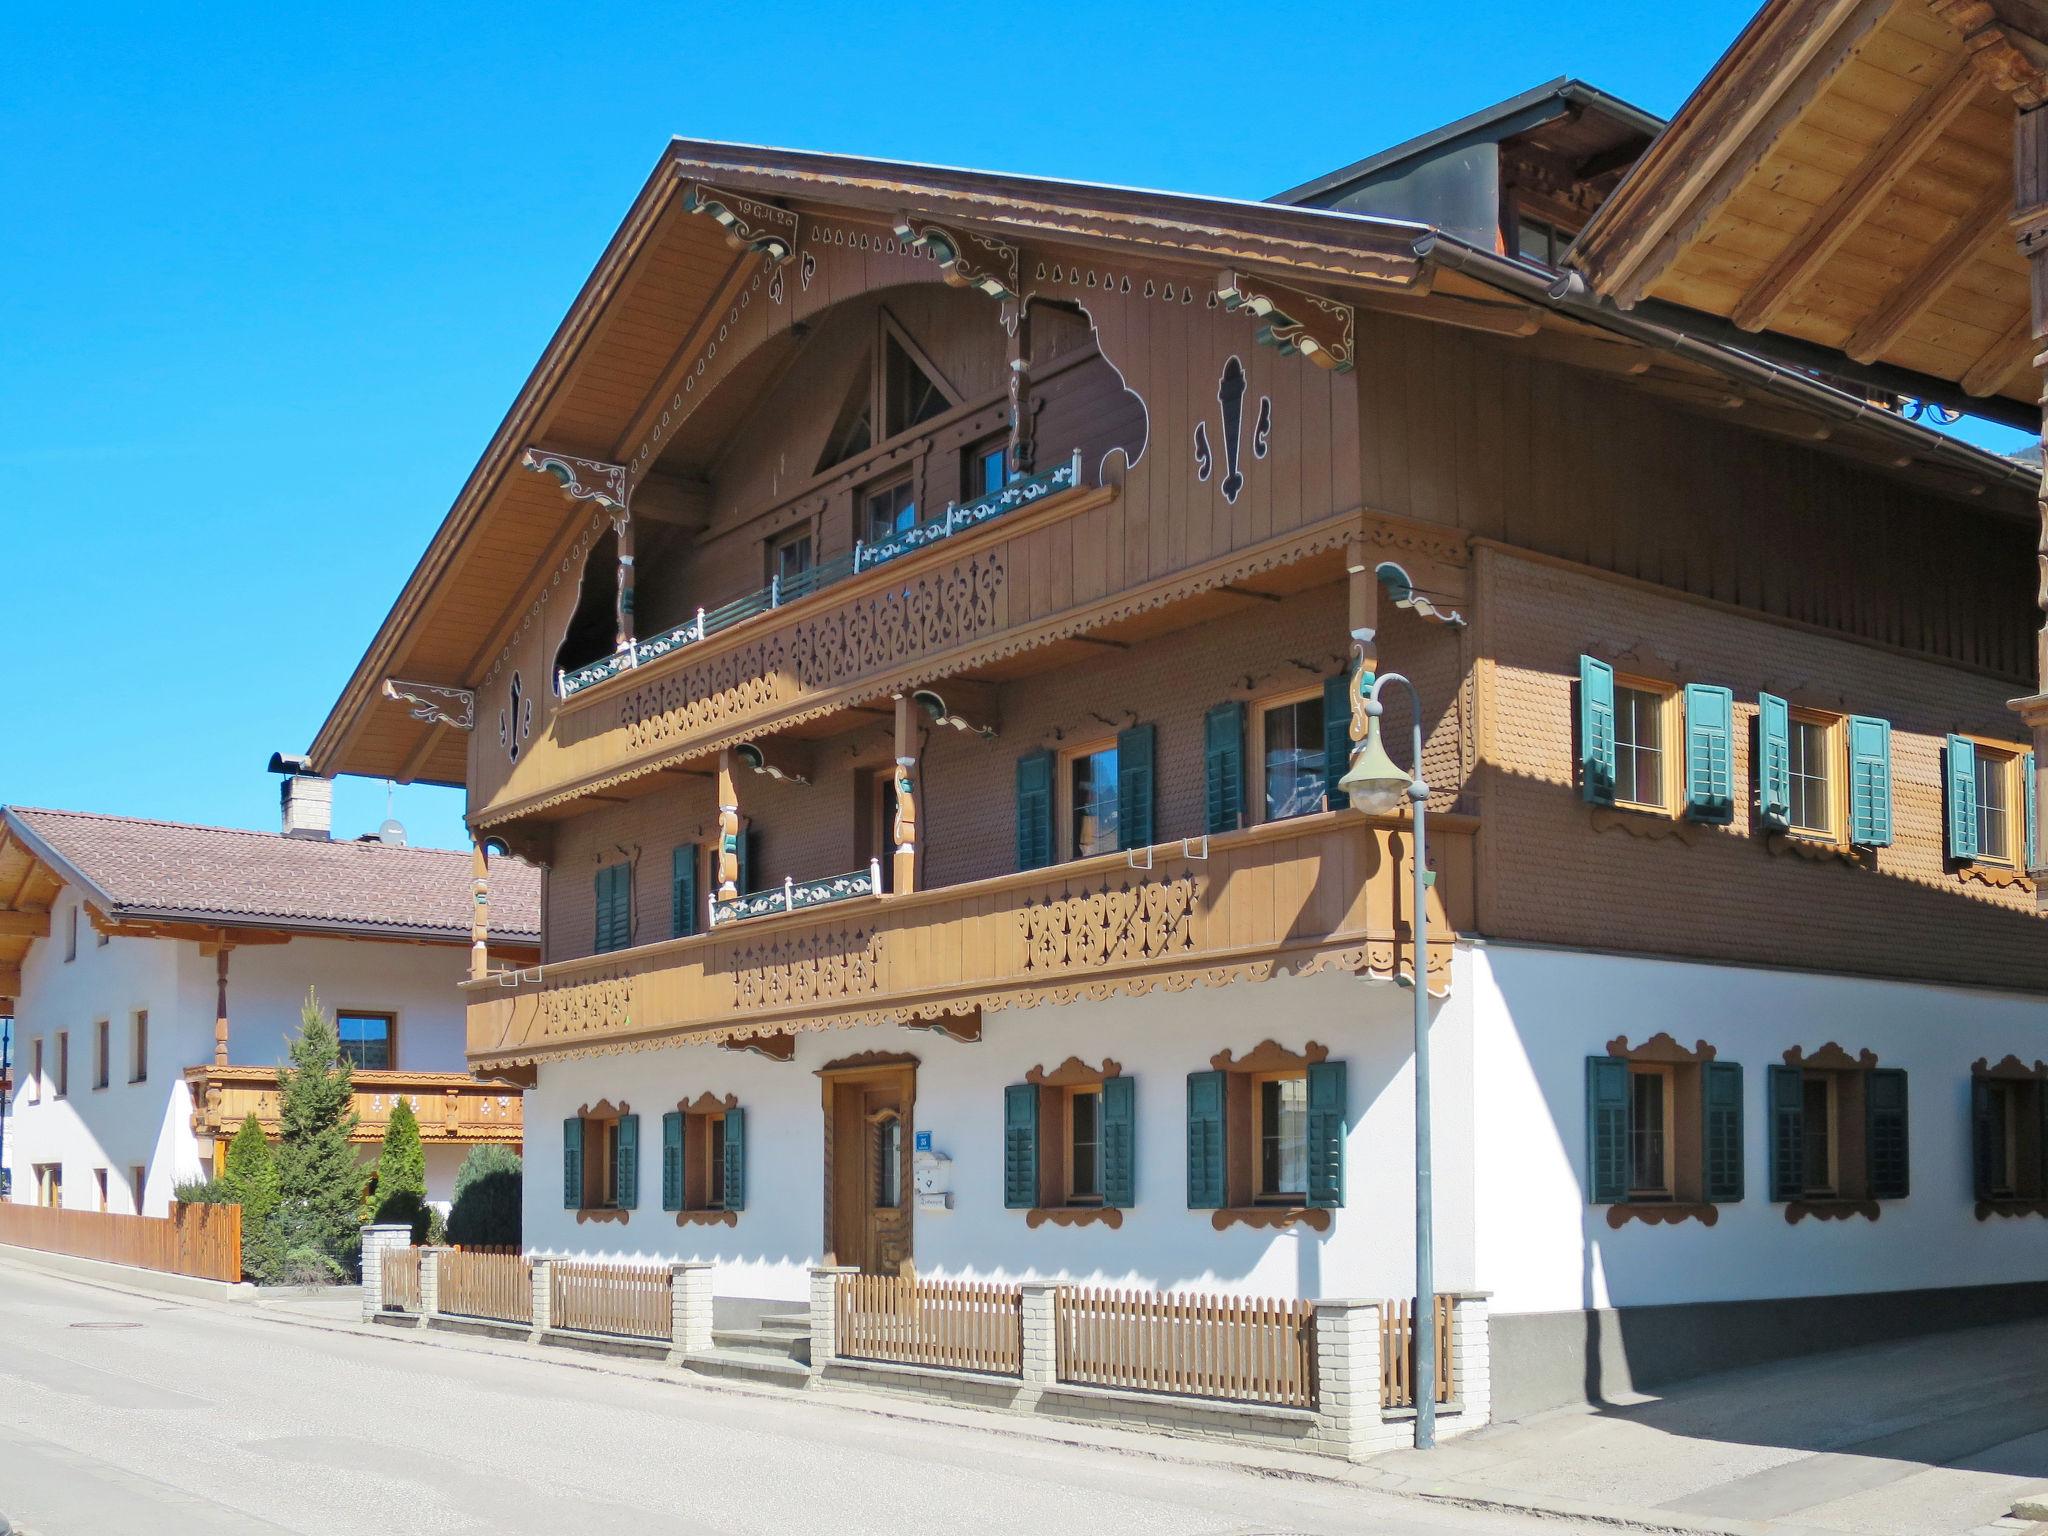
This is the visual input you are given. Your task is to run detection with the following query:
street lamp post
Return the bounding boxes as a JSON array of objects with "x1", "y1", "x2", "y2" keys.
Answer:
[{"x1": 1336, "y1": 670, "x2": 1436, "y2": 1450}]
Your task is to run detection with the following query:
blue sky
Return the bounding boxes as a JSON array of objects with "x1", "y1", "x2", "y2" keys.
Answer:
[{"x1": 0, "y1": 2, "x2": 2019, "y2": 851}]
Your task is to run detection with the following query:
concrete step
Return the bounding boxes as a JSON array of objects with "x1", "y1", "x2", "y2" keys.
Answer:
[
  {"x1": 684, "y1": 1348, "x2": 814, "y2": 1388},
  {"x1": 712, "y1": 1326, "x2": 812, "y2": 1365},
  {"x1": 756, "y1": 1313, "x2": 811, "y2": 1335}
]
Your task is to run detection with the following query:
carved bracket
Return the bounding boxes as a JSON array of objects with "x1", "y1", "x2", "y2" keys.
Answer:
[
  {"x1": 1605, "y1": 1032, "x2": 1717, "y2": 1065},
  {"x1": 1766, "y1": 833, "x2": 1873, "y2": 869},
  {"x1": 1782, "y1": 1043, "x2": 1880, "y2": 1072},
  {"x1": 681, "y1": 181, "x2": 798, "y2": 263},
  {"x1": 720, "y1": 1032, "x2": 797, "y2": 1062},
  {"x1": 381, "y1": 678, "x2": 475, "y2": 731},
  {"x1": 1025, "y1": 1057, "x2": 1122, "y2": 1088},
  {"x1": 1591, "y1": 807, "x2": 1701, "y2": 845},
  {"x1": 1216, "y1": 270, "x2": 1355, "y2": 372},
  {"x1": 1374, "y1": 561, "x2": 1465, "y2": 628},
  {"x1": 676, "y1": 1209, "x2": 740, "y2": 1228},
  {"x1": 575, "y1": 1207, "x2": 631, "y2": 1226},
  {"x1": 894, "y1": 215, "x2": 1020, "y2": 301},
  {"x1": 1209, "y1": 1040, "x2": 1329, "y2": 1073},
  {"x1": 519, "y1": 447, "x2": 629, "y2": 515},
  {"x1": 1026, "y1": 1206, "x2": 1124, "y2": 1230},
  {"x1": 904, "y1": 1011, "x2": 982, "y2": 1044},
  {"x1": 1210, "y1": 1207, "x2": 1332, "y2": 1233},
  {"x1": 1605, "y1": 1203, "x2": 1719, "y2": 1229},
  {"x1": 677, "y1": 1091, "x2": 740, "y2": 1116},
  {"x1": 1786, "y1": 1199, "x2": 1880, "y2": 1224}
]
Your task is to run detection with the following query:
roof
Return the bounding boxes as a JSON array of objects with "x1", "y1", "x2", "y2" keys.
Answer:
[{"x1": 0, "y1": 806, "x2": 541, "y2": 944}]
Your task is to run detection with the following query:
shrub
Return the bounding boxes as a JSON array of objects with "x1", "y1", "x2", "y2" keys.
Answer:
[
  {"x1": 270, "y1": 989, "x2": 363, "y2": 1280},
  {"x1": 446, "y1": 1144, "x2": 521, "y2": 1249},
  {"x1": 372, "y1": 1097, "x2": 429, "y2": 1241},
  {"x1": 173, "y1": 1177, "x2": 236, "y2": 1206},
  {"x1": 224, "y1": 1112, "x2": 282, "y2": 1279}
]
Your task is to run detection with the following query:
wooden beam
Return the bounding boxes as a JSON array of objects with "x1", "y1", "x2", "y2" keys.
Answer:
[
  {"x1": 1357, "y1": 289, "x2": 1542, "y2": 338},
  {"x1": 1845, "y1": 183, "x2": 2013, "y2": 362},
  {"x1": 0, "y1": 964, "x2": 19, "y2": 997},
  {"x1": 612, "y1": 247, "x2": 760, "y2": 481},
  {"x1": 1733, "y1": 58, "x2": 1985, "y2": 334},
  {"x1": 0, "y1": 909, "x2": 50, "y2": 938},
  {"x1": 1961, "y1": 309, "x2": 2040, "y2": 395}
]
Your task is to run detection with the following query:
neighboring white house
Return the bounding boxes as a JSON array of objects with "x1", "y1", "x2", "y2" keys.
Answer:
[{"x1": 0, "y1": 777, "x2": 539, "y2": 1213}]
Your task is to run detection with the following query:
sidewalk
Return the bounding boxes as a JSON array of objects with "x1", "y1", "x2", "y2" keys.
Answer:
[{"x1": 5, "y1": 1243, "x2": 2043, "y2": 1536}]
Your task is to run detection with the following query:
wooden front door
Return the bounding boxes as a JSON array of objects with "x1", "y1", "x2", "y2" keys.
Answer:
[{"x1": 824, "y1": 1061, "x2": 915, "y2": 1275}]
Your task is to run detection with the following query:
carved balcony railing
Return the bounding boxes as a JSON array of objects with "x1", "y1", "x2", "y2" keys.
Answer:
[
  {"x1": 710, "y1": 859, "x2": 883, "y2": 928},
  {"x1": 465, "y1": 811, "x2": 1475, "y2": 1069},
  {"x1": 183, "y1": 1065, "x2": 524, "y2": 1146},
  {"x1": 557, "y1": 452, "x2": 1084, "y2": 698}
]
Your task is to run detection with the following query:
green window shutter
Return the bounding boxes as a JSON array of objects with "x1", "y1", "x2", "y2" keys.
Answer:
[
  {"x1": 1579, "y1": 656, "x2": 1617, "y2": 806},
  {"x1": 1866, "y1": 1068, "x2": 1909, "y2": 1200},
  {"x1": 1585, "y1": 1056, "x2": 1628, "y2": 1204},
  {"x1": 1971, "y1": 1077, "x2": 1993, "y2": 1203},
  {"x1": 1102, "y1": 1076, "x2": 1136, "y2": 1209},
  {"x1": 1306, "y1": 1059, "x2": 1348, "y2": 1209},
  {"x1": 593, "y1": 867, "x2": 610, "y2": 953},
  {"x1": 661, "y1": 1111, "x2": 684, "y2": 1212},
  {"x1": 1757, "y1": 693, "x2": 1792, "y2": 831},
  {"x1": 735, "y1": 829, "x2": 757, "y2": 898},
  {"x1": 722, "y1": 1107, "x2": 746, "y2": 1213},
  {"x1": 1847, "y1": 716, "x2": 1893, "y2": 847},
  {"x1": 1702, "y1": 1061, "x2": 1744, "y2": 1204},
  {"x1": 1945, "y1": 735, "x2": 1979, "y2": 861},
  {"x1": 1186, "y1": 1070, "x2": 1227, "y2": 1209},
  {"x1": 1015, "y1": 750, "x2": 1053, "y2": 871},
  {"x1": 1116, "y1": 723, "x2": 1156, "y2": 852},
  {"x1": 1682, "y1": 684, "x2": 1736, "y2": 824},
  {"x1": 2026, "y1": 752, "x2": 2039, "y2": 871},
  {"x1": 595, "y1": 863, "x2": 631, "y2": 954},
  {"x1": 1002, "y1": 1083, "x2": 1038, "y2": 1209},
  {"x1": 1768, "y1": 1065, "x2": 1804, "y2": 1202},
  {"x1": 1204, "y1": 702, "x2": 1246, "y2": 834},
  {"x1": 1322, "y1": 673, "x2": 1354, "y2": 812},
  {"x1": 671, "y1": 846, "x2": 698, "y2": 938},
  {"x1": 562, "y1": 1116, "x2": 584, "y2": 1210},
  {"x1": 615, "y1": 1113, "x2": 640, "y2": 1210}
]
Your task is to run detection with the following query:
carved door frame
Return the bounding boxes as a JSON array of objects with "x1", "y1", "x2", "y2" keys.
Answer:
[{"x1": 818, "y1": 1051, "x2": 918, "y2": 1275}]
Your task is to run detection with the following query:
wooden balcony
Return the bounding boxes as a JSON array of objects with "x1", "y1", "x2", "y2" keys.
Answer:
[
  {"x1": 465, "y1": 811, "x2": 1474, "y2": 1069},
  {"x1": 184, "y1": 1065, "x2": 524, "y2": 1146}
]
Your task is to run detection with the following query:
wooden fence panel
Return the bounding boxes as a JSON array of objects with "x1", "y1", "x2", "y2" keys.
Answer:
[
  {"x1": 1055, "y1": 1288, "x2": 1315, "y2": 1408},
  {"x1": 834, "y1": 1273, "x2": 1022, "y2": 1376},
  {"x1": 1379, "y1": 1295, "x2": 1456, "y2": 1408},
  {"x1": 0, "y1": 1201, "x2": 241, "y2": 1283},
  {"x1": 439, "y1": 1250, "x2": 532, "y2": 1324},
  {"x1": 382, "y1": 1247, "x2": 422, "y2": 1312},
  {"x1": 550, "y1": 1261, "x2": 671, "y2": 1339}
]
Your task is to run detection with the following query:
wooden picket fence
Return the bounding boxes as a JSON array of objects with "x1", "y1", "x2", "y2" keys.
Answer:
[
  {"x1": 835, "y1": 1272, "x2": 1022, "y2": 1375},
  {"x1": 1056, "y1": 1288, "x2": 1316, "y2": 1408},
  {"x1": 0, "y1": 1201, "x2": 241, "y2": 1283},
  {"x1": 550, "y1": 1261, "x2": 672, "y2": 1339},
  {"x1": 439, "y1": 1249, "x2": 532, "y2": 1325},
  {"x1": 381, "y1": 1246, "x2": 421, "y2": 1312},
  {"x1": 1380, "y1": 1295, "x2": 1457, "y2": 1408}
]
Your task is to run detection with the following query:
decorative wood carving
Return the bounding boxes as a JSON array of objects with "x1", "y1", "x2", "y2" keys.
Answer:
[
  {"x1": 500, "y1": 672, "x2": 533, "y2": 763},
  {"x1": 1210, "y1": 1207, "x2": 1332, "y2": 1233},
  {"x1": 816, "y1": 1049, "x2": 921, "y2": 1076},
  {"x1": 1606, "y1": 1203, "x2": 1719, "y2": 1229},
  {"x1": 531, "y1": 975, "x2": 633, "y2": 1043},
  {"x1": 894, "y1": 216, "x2": 1020, "y2": 301},
  {"x1": 1785, "y1": 1199, "x2": 1880, "y2": 1224},
  {"x1": 1960, "y1": 863, "x2": 2036, "y2": 892},
  {"x1": 1026, "y1": 1206, "x2": 1124, "y2": 1230},
  {"x1": 1210, "y1": 1040, "x2": 1330, "y2": 1074},
  {"x1": 1025, "y1": 1057, "x2": 1122, "y2": 1088},
  {"x1": 577, "y1": 1099, "x2": 629, "y2": 1119},
  {"x1": 1591, "y1": 807, "x2": 1700, "y2": 844},
  {"x1": 1782, "y1": 1043, "x2": 1879, "y2": 1072},
  {"x1": 575, "y1": 1207, "x2": 631, "y2": 1226},
  {"x1": 680, "y1": 182, "x2": 799, "y2": 262},
  {"x1": 1976, "y1": 1198, "x2": 2048, "y2": 1221},
  {"x1": 731, "y1": 928, "x2": 881, "y2": 1009},
  {"x1": 519, "y1": 447, "x2": 629, "y2": 514},
  {"x1": 1605, "y1": 1033, "x2": 1717, "y2": 1065},
  {"x1": 1216, "y1": 355, "x2": 1250, "y2": 503},
  {"x1": 720, "y1": 1032, "x2": 796, "y2": 1062},
  {"x1": 1764, "y1": 832, "x2": 1871, "y2": 869},
  {"x1": 1973, "y1": 1055, "x2": 2048, "y2": 1079},
  {"x1": 903, "y1": 1011, "x2": 981, "y2": 1044},
  {"x1": 675, "y1": 1209, "x2": 740, "y2": 1228},
  {"x1": 1215, "y1": 271, "x2": 1355, "y2": 372},
  {"x1": 1021, "y1": 873, "x2": 1198, "y2": 972},
  {"x1": 677, "y1": 1091, "x2": 739, "y2": 1116},
  {"x1": 381, "y1": 679, "x2": 475, "y2": 731}
]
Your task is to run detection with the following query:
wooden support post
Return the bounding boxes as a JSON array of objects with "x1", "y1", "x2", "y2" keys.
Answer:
[
  {"x1": 1005, "y1": 302, "x2": 1036, "y2": 476},
  {"x1": 892, "y1": 694, "x2": 919, "y2": 896},
  {"x1": 1346, "y1": 536, "x2": 1381, "y2": 759},
  {"x1": 717, "y1": 749, "x2": 741, "y2": 902},
  {"x1": 213, "y1": 945, "x2": 231, "y2": 1068},
  {"x1": 613, "y1": 513, "x2": 636, "y2": 651},
  {"x1": 469, "y1": 839, "x2": 490, "y2": 982}
]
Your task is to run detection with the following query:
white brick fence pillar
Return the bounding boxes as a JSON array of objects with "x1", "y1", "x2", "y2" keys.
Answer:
[
  {"x1": 418, "y1": 1246, "x2": 447, "y2": 1324},
  {"x1": 1309, "y1": 1298, "x2": 1382, "y2": 1460},
  {"x1": 529, "y1": 1258, "x2": 553, "y2": 1340},
  {"x1": 358, "y1": 1224, "x2": 411, "y2": 1320},
  {"x1": 1018, "y1": 1282, "x2": 1060, "y2": 1386},
  {"x1": 809, "y1": 1265, "x2": 857, "y2": 1364},
  {"x1": 670, "y1": 1261, "x2": 715, "y2": 1358},
  {"x1": 1446, "y1": 1292, "x2": 1491, "y2": 1436}
]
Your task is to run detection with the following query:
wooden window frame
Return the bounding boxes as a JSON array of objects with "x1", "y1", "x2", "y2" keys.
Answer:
[
  {"x1": 1987, "y1": 1078, "x2": 2023, "y2": 1198},
  {"x1": 64, "y1": 905, "x2": 76, "y2": 963},
  {"x1": 766, "y1": 523, "x2": 816, "y2": 589},
  {"x1": 93, "y1": 1167, "x2": 108, "y2": 1212},
  {"x1": 1063, "y1": 1083, "x2": 1105, "y2": 1206},
  {"x1": 129, "y1": 1163, "x2": 146, "y2": 1212},
  {"x1": 1252, "y1": 1068, "x2": 1310, "y2": 1205},
  {"x1": 583, "y1": 1110, "x2": 623, "y2": 1211},
  {"x1": 92, "y1": 1019, "x2": 109, "y2": 1091},
  {"x1": 29, "y1": 1037, "x2": 41, "y2": 1104},
  {"x1": 130, "y1": 1010, "x2": 148, "y2": 1084},
  {"x1": 1206, "y1": 1040, "x2": 1336, "y2": 1232},
  {"x1": 1799, "y1": 1069, "x2": 1841, "y2": 1199},
  {"x1": 1785, "y1": 708, "x2": 1848, "y2": 845},
  {"x1": 858, "y1": 471, "x2": 920, "y2": 547},
  {"x1": 53, "y1": 1030, "x2": 67, "y2": 1099},
  {"x1": 1961, "y1": 734, "x2": 2025, "y2": 869},
  {"x1": 336, "y1": 1009, "x2": 398, "y2": 1072},
  {"x1": 1058, "y1": 736, "x2": 1121, "y2": 860},
  {"x1": 1251, "y1": 684, "x2": 1330, "y2": 827},
  {"x1": 36, "y1": 1163, "x2": 59, "y2": 1208},
  {"x1": 964, "y1": 435, "x2": 1008, "y2": 500},
  {"x1": 673, "y1": 1091, "x2": 740, "y2": 1220},
  {"x1": 1625, "y1": 1062, "x2": 1677, "y2": 1200},
  {"x1": 1612, "y1": 675, "x2": 1680, "y2": 816},
  {"x1": 1021, "y1": 1057, "x2": 1123, "y2": 1227}
]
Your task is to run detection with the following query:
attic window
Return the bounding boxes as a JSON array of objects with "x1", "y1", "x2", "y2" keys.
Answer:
[
  {"x1": 885, "y1": 333, "x2": 947, "y2": 437},
  {"x1": 1516, "y1": 216, "x2": 1574, "y2": 268},
  {"x1": 817, "y1": 352, "x2": 875, "y2": 473},
  {"x1": 814, "y1": 319, "x2": 957, "y2": 475}
]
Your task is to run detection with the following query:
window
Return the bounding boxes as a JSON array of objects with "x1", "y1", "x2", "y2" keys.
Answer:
[
  {"x1": 1514, "y1": 215, "x2": 1575, "y2": 267},
  {"x1": 1985, "y1": 1080, "x2": 2020, "y2": 1198},
  {"x1": 1186, "y1": 1047, "x2": 1347, "y2": 1215},
  {"x1": 1628, "y1": 1066, "x2": 1673, "y2": 1199},
  {"x1": 594, "y1": 862, "x2": 631, "y2": 954},
  {"x1": 29, "y1": 1037, "x2": 42, "y2": 1103},
  {"x1": 1019, "y1": 726, "x2": 1153, "y2": 871},
  {"x1": 660, "y1": 1098, "x2": 746, "y2": 1216},
  {"x1": 1002, "y1": 1066, "x2": 1133, "y2": 1215},
  {"x1": 1064, "y1": 740, "x2": 1120, "y2": 858},
  {"x1": 54, "y1": 1031, "x2": 67, "y2": 1098},
  {"x1": 93, "y1": 1020, "x2": 109, "y2": 1090},
  {"x1": 1976, "y1": 750, "x2": 2015, "y2": 863},
  {"x1": 336, "y1": 1012, "x2": 394, "y2": 1071},
  {"x1": 967, "y1": 439, "x2": 1008, "y2": 499},
  {"x1": 1068, "y1": 1087, "x2": 1102, "y2": 1203},
  {"x1": 1973, "y1": 1073, "x2": 2045, "y2": 1204},
  {"x1": 1613, "y1": 681, "x2": 1672, "y2": 812},
  {"x1": 93, "y1": 1168, "x2": 108, "y2": 1212},
  {"x1": 1800, "y1": 1073, "x2": 1836, "y2": 1196},
  {"x1": 130, "y1": 1011, "x2": 148, "y2": 1083},
  {"x1": 883, "y1": 332, "x2": 949, "y2": 438},
  {"x1": 65, "y1": 905, "x2": 77, "y2": 962},
  {"x1": 1768, "y1": 1057, "x2": 1907, "y2": 1206},
  {"x1": 564, "y1": 1104, "x2": 638, "y2": 1214},
  {"x1": 1258, "y1": 691, "x2": 1331, "y2": 823},
  {"x1": 1256, "y1": 1073, "x2": 1309, "y2": 1203},
  {"x1": 130, "y1": 1164, "x2": 146, "y2": 1213},
  {"x1": 1585, "y1": 1051, "x2": 1743, "y2": 1210},
  {"x1": 874, "y1": 1113, "x2": 902, "y2": 1209},
  {"x1": 861, "y1": 476, "x2": 918, "y2": 545},
  {"x1": 769, "y1": 527, "x2": 813, "y2": 589},
  {"x1": 1944, "y1": 735, "x2": 2033, "y2": 867},
  {"x1": 36, "y1": 1164, "x2": 60, "y2": 1208},
  {"x1": 1786, "y1": 713, "x2": 1836, "y2": 838}
]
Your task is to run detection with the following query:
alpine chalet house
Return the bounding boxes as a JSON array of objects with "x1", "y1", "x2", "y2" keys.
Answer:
[
  {"x1": 309, "y1": 90, "x2": 2048, "y2": 1426},
  {"x1": 0, "y1": 772, "x2": 539, "y2": 1212}
]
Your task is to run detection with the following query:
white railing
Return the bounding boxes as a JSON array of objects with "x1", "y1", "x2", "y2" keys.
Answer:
[{"x1": 709, "y1": 859, "x2": 883, "y2": 928}]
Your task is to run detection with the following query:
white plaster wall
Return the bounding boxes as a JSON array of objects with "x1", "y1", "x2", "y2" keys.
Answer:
[
  {"x1": 522, "y1": 966, "x2": 1476, "y2": 1307},
  {"x1": 1471, "y1": 941, "x2": 2048, "y2": 1316}
]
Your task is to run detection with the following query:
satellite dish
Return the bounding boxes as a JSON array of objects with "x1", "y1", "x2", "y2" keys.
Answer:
[{"x1": 378, "y1": 818, "x2": 409, "y2": 848}]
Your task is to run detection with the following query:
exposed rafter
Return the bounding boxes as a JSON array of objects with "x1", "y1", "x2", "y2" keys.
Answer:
[
  {"x1": 1961, "y1": 309, "x2": 2039, "y2": 397},
  {"x1": 894, "y1": 215, "x2": 1020, "y2": 301},
  {"x1": 1845, "y1": 181, "x2": 2013, "y2": 363},
  {"x1": 1215, "y1": 270, "x2": 1356, "y2": 370},
  {"x1": 678, "y1": 180, "x2": 799, "y2": 263},
  {"x1": 0, "y1": 910, "x2": 52, "y2": 938}
]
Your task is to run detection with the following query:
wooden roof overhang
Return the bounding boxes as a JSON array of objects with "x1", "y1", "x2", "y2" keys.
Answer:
[
  {"x1": 0, "y1": 823, "x2": 63, "y2": 1006},
  {"x1": 1566, "y1": 0, "x2": 2048, "y2": 423},
  {"x1": 306, "y1": 143, "x2": 1435, "y2": 791}
]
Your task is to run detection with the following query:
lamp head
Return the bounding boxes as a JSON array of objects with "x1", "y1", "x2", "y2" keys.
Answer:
[{"x1": 1336, "y1": 714, "x2": 1415, "y2": 815}]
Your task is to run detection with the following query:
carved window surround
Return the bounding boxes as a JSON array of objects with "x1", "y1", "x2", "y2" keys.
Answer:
[
  {"x1": 671, "y1": 1091, "x2": 740, "y2": 1225},
  {"x1": 1973, "y1": 1056, "x2": 2048, "y2": 1220},
  {"x1": 1602, "y1": 1033, "x2": 1721, "y2": 1228},
  {"x1": 1206, "y1": 1040, "x2": 1335, "y2": 1230},
  {"x1": 1023, "y1": 1056, "x2": 1123, "y2": 1228},
  {"x1": 574, "y1": 1098, "x2": 631, "y2": 1226},
  {"x1": 1210, "y1": 1207, "x2": 1333, "y2": 1233},
  {"x1": 1780, "y1": 1043, "x2": 1885, "y2": 1225}
]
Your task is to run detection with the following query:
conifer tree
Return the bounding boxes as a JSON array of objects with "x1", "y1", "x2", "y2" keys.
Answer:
[
  {"x1": 223, "y1": 1111, "x2": 281, "y2": 1279},
  {"x1": 372, "y1": 1097, "x2": 429, "y2": 1242},
  {"x1": 271, "y1": 989, "x2": 363, "y2": 1279},
  {"x1": 446, "y1": 1143, "x2": 521, "y2": 1249}
]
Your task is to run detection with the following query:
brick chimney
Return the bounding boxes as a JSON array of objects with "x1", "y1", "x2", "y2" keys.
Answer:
[{"x1": 267, "y1": 752, "x2": 332, "y2": 840}]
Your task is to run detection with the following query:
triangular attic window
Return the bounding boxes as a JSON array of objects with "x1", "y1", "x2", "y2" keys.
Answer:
[
  {"x1": 885, "y1": 332, "x2": 949, "y2": 437},
  {"x1": 816, "y1": 350, "x2": 874, "y2": 474}
]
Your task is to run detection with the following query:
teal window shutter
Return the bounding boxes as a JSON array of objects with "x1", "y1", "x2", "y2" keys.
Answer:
[
  {"x1": 1306, "y1": 1060, "x2": 1348, "y2": 1209},
  {"x1": 1945, "y1": 735, "x2": 1979, "y2": 862},
  {"x1": 1756, "y1": 693, "x2": 1792, "y2": 831},
  {"x1": 562, "y1": 1116, "x2": 584, "y2": 1209},
  {"x1": 1702, "y1": 1061, "x2": 1743, "y2": 1203},
  {"x1": 1116, "y1": 723, "x2": 1156, "y2": 851},
  {"x1": 722, "y1": 1107, "x2": 746, "y2": 1212},
  {"x1": 593, "y1": 867, "x2": 610, "y2": 953},
  {"x1": 595, "y1": 863, "x2": 631, "y2": 954},
  {"x1": 615, "y1": 1113, "x2": 640, "y2": 1210},
  {"x1": 2026, "y1": 751, "x2": 2039, "y2": 871},
  {"x1": 735, "y1": 829, "x2": 757, "y2": 898},
  {"x1": 1971, "y1": 1078, "x2": 1993, "y2": 1202},
  {"x1": 1866, "y1": 1069, "x2": 1908, "y2": 1200},
  {"x1": 1579, "y1": 656, "x2": 1617, "y2": 806},
  {"x1": 1682, "y1": 684, "x2": 1735, "y2": 823},
  {"x1": 1585, "y1": 1057, "x2": 1628, "y2": 1204},
  {"x1": 1204, "y1": 702, "x2": 1246, "y2": 834},
  {"x1": 1847, "y1": 716, "x2": 1893, "y2": 847},
  {"x1": 1002, "y1": 1083, "x2": 1038, "y2": 1208},
  {"x1": 1015, "y1": 750, "x2": 1053, "y2": 871},
  {"x1": 671, "y1": 846, "x2": 698, "y2": 938},
  {"x1": 1102, "y1": 1076, "x2": 1136, "y2": 1209},
  {"x1": 1186, "y1": 1070, "x2": 1227, "y2": 1209},
  {"x1": 1768, "y1": 1065, "x2": 1804, "y2": 1202},
  {"x1": 661, "y1": 1111, "x2": 684, "y2": 1212},
  {"x1": 1322, "y1": 673, "x2": 1354, "y2": 812}
]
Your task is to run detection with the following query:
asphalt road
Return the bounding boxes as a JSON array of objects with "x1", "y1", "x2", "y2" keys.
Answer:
[{"x1": 0, "y1": 1263, "x2": 1547, "y2": 1536}]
